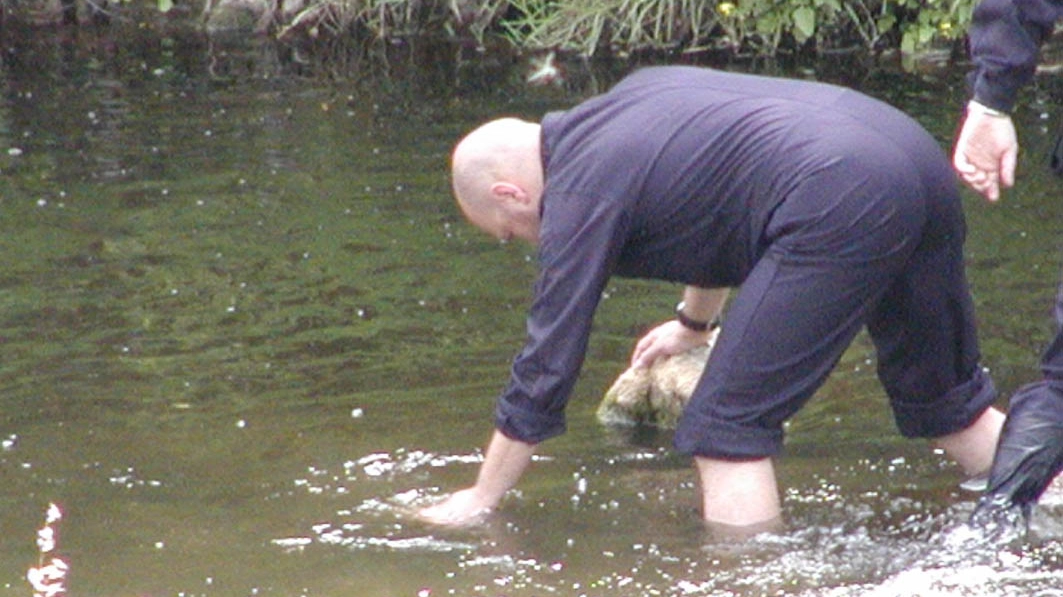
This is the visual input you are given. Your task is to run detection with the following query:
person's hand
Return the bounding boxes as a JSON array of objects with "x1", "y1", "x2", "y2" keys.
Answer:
[
  {"x1": 418, "y1": 431, "x2": 536, "y2": 526},
  {"x1": 953, "y1": 102, "x2": 1018, "y2": 202},
  {"x1": 417, "y1": 487, "x2": 495, "y2": 526},
  {"x1": 630, "y1": 320, "x2": 709, "y2": 369}
]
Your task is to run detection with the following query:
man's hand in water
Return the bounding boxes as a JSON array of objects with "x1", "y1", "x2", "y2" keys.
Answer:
[{"x1": 418, "y1": 430, "x2": 536, "y2": 526}]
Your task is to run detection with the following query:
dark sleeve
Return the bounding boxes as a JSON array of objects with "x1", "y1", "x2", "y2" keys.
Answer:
[
  {"x1": 967, "y1": 0, "x2": 1063, "y2": 112},
  {"x1": 494, "y1": 194, "x2": 629, "y2": 444}
]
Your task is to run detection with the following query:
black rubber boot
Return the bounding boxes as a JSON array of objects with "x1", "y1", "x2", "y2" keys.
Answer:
[{"x1": 969, "y1": 384, "x2": 1063, "y2": 528}]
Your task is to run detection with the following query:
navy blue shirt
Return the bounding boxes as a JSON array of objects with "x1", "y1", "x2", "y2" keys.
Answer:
[
  {"x1": 968, "y1": 0, "x2": 1063, "y2": 112},
  {"x1": 493, "y1": 66, "x2": 942, "y2": 444}
]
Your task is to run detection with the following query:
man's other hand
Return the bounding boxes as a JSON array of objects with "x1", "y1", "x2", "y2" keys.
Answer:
[{"x1": 953, "y1": 103, "x2": 1019, "y2": 202}]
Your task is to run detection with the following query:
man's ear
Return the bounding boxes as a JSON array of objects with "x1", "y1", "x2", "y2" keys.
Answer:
[{"x1": 489, "y1": 182, "x2": 529, "y2": 205}]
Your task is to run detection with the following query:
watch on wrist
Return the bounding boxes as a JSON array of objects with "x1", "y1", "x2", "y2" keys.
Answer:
[{"x1": 676, "y1": 301, "x2": 720, "y2": 332}]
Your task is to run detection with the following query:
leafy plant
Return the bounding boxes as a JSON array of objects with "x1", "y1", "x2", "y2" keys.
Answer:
[
  {"x1": 1, "y1": 0, "x2": 984, "y2": 58},
  {"x1": 894, "y1": 0, "x2": 973, "y2": 54},
  {"x1": 497, "y1": 0, "x2": 979, "y2": 56},
  {"x1": 499, "y1": 0, "x2": 720, "y2": 56}
]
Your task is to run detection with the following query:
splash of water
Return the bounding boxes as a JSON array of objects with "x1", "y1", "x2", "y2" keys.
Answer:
[{"x1": 26, "y1": 503, "x2": 68, "y2": 597}]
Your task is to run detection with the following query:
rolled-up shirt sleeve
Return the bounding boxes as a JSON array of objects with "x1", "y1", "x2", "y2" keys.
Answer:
[
  {"x1": 968, "y1": 0, "x2": 1063, "y2": 112},
  {"x1": 494, "y1": 193, "x2": 630, "y2": 444}
]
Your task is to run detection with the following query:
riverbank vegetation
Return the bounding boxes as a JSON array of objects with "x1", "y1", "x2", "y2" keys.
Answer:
[
  {"x1": 2, "y1": 0, "x2": 977, "y2": 58},
  {"x1": 491, "y1": 0, "x2": 972, "y2": 57}
]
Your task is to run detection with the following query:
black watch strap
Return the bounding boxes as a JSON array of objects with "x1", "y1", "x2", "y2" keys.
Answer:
[{"x1": 676, "y1": 301, "x2": 721, "y2": 332}]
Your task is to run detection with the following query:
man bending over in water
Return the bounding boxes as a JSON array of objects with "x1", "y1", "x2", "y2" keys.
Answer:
[{"x1": 421, "y1": 66, "x2": 1006, "y2": 532}]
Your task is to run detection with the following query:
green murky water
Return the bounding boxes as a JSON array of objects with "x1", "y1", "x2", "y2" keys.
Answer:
[{"x1": 0, "y1": 24, "x2": 1061, "y2": 597}]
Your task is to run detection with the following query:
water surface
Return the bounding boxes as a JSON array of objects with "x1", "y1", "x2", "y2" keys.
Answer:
[{"x1": 0, "y1": 24, "x2": 1061, "y2": 597}]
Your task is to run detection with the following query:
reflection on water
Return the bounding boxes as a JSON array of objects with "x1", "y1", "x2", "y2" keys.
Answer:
[{"x1": 1, "y1": 21, "x2": 1061, "y2": 597}]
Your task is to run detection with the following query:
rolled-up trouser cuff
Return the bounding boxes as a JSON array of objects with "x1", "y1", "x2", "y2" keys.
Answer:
[
  {"x1": 892, "y1": 366, "x2": 998, "y2": 439},
  {"x1": 495, "y1": 403, "x2": 566, "y2": 445},
  {"x1": 673, "y1": 409, "x2": 784, "y2": 460}
]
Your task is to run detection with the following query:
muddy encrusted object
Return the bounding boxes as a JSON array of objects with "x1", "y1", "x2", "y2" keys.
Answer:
[{"x1": 597, "y1": 331, "x2": 718, "y2": 428}]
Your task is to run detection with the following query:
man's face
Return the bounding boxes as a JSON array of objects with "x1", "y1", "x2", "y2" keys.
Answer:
[
  {"x1": 459, "y1": 189, "x2": 540, "y2": 245},
  {"x1": 506, "y1": 209, "x2": 540, "y2": 245},
  {"x1": 461, "y1": 199, "x2": 509, "y2": 241}
]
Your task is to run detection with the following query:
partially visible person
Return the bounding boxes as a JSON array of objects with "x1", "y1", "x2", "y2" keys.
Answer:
[
  {"x1": 953, "y1": 0, "x2": 1062, "y2": 200},
  {"x1": 953, "y1": 0, "x2": 1063, "y2": 525},
  {"x1": 417, "y1": 66, "x2": 1007, "y2": 533}
]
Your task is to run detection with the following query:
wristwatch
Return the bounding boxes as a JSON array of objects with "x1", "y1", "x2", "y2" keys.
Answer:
[{"x1": 676, "y1": 301, "x2": 721, "y2": 332}]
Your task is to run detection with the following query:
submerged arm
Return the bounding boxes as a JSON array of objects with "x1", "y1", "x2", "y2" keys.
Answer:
[{"x1": 418, "y1": 430, "x2": 536, "y2": 525}]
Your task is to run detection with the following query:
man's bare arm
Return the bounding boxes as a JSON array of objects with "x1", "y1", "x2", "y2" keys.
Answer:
[{"x1": 418, "y1": 429, "x2": 536, "y2": 525}]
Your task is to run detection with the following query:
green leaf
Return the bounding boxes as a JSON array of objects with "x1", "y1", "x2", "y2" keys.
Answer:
[
  {"x1": 793, "y1": 6, "x2": 816, "y2": 39},
  {"x1": 756, "y1": 13, "x2": 779, "y2": 34},
  {"x1": 158, "y1": 0, "x2": 173, "y2": 12},
  {"x1": 919, "y1": 23, "x2": 936, "y2": 43},
  {"x1": 901, "y1": 29, "x2": 916, "y2": 53}
]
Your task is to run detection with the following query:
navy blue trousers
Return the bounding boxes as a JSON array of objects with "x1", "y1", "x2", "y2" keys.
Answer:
[{"x1": 675, "y1": 119, "x2": 998, "y2": 460}]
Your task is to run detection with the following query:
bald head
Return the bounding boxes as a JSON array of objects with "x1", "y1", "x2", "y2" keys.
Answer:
[{"x1": 451, "y1": 118, "x2": 544, "y2": 243}]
